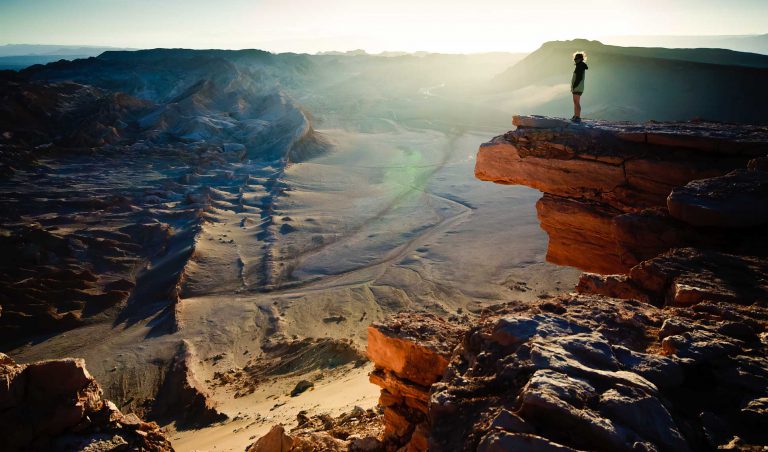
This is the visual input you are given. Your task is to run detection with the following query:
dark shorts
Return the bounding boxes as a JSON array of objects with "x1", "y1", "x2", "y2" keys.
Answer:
[{"x1": 572, "y1": 92, "x2": 583, "y2": 96}]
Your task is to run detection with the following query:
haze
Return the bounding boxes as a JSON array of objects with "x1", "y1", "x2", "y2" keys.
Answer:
[{"x1": 1, "y1": 0, "x2": 767, "y2": 53}]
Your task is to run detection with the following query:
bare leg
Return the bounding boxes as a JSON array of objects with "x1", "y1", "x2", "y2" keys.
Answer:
[{"x1": 572, "y1": 94, "x2": 582, "y2": 118}]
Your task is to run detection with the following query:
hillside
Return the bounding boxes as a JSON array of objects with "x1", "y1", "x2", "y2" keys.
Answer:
[
  {"x1": 491, "y1": 39, "x2": 768, "y2": 123},
  {"x1": 604, "y1": 33, "x2": 768, "y2": 55}
]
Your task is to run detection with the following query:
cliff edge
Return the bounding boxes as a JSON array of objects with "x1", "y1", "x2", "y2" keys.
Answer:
[{"x1": 475, "y1": 115, "x2": 768, "y2": 274}]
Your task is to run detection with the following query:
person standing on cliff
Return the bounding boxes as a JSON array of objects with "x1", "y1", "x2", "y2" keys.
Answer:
[{"x1": 571, "y1": 52, "x2": 588, "y2": 123}]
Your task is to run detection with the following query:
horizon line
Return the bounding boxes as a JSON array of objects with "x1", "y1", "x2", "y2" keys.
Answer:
[{"x1": 1, "y1": 33, "x2": 766, "y2": 57}]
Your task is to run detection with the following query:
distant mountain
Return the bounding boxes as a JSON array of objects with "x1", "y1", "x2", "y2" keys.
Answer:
[
  {"x1": 0, "y1": 44, "x2": 134, "y2": 57},
  {"x1": 603, "y1": 34, "x2": 768, "y2": 55},
  {"x1": 316, "y1": 49, "x2": 369, "y2": 56},
  {"x1": 491, "y1": 39, "x2": 768, "y2": 123},
  {"x1": 7, "y1": 48, "x2": 527, "y2": 132},
  {"x1": 0, "y1": 44, "x2": 136, "y2": 70},
  {"x1": 1, "y1": 49, "x2": 320, "y2": 161},
  {"x1": 0, "y1": 55, "x2": 94, "y2": 70}
]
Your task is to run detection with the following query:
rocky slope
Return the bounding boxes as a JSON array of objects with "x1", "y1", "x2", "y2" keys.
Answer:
[
  {"x1": 0, "y1": 353, "x2": 173, "y2": 451},
  {"x1": 0, "y1": 50, "x2": 329, "y2": 435},
  {"x1": 0, "y1": 56, "x2": 325, "y2": 345},
  {"x1": 366, "y1": 294, "x2": 767, "y2": 451}
]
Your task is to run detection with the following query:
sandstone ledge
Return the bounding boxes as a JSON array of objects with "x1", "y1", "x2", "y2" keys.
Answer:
[
  {"x1": 366, "y1": 313, "x2": 469, "y2": 451},
  {"x1": 476, "y1": 115, "x2": 768, "y2": 274},
  {"x1": 579, "y1": 248, "x2": 768, "y2": 307}
]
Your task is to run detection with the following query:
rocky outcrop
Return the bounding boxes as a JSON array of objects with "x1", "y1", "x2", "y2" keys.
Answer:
[
  {"x1": 667, "y1": 169, "x2": 768, "y2": 228},
  {"x1": 366, "y1": 313, "x2": 468, "y2": 451},
  {"x1": 247, "y1": 408, "x2": 384, "y2": 452},
  {"x1": 0, "y1": 353, "x2": 173, "y2": 451},
  {"x1": 364, "y1": 295, "x2": 768, "y2": 451},
  {"x1": 578, "y1": 248, "x2": 768, "y2": 307},
  {"x1": 475, "y1": 115, "x2": 768, "y2": 273}
]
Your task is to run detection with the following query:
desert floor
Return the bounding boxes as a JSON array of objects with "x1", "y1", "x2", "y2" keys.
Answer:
[{"x1": 10, "y1": 125, "x2": 579, "y2": 451}]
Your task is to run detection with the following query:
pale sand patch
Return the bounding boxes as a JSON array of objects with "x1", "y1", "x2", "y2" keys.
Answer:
[{"x1": 170, "y1": 364, "x2": 378, "y2": 452}]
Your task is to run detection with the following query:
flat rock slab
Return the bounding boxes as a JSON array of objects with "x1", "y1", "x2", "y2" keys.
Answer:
[
  {"x1": 511, "y1": 115, "x2": 768, "y2": 155},
  {"x1": 367, "y1": 313, "x2": 467, "y2": 387}
]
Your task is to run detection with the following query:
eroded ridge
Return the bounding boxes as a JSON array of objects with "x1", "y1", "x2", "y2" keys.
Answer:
[{"x1": 0, "y1": 55, "x2": 326, "y2": 345}]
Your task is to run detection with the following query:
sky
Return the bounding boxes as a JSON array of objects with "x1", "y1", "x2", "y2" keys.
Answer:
[{"x1": 0, "y1": 0, "x2": 766, "y2": 53}]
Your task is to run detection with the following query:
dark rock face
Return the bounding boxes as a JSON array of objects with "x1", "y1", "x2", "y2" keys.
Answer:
[
  {"x1": 0, "y1": 353, "x2": 173, "y2": 451},
  {"x1": 151, "y1": 341, "x2": 228, "y2": 429},
  {"x1": 577, "y1": 248, "x2": 768, "y2": 307},
  {"x1": 475, "y1": 115, "x2": 768, "y2": 274},
  {"x1": 362, "y1": 271, "x2": 768, "y2": 451},
  {"x1": 667, "y1": 169, "x2": 768, "y2": 228},
  {"x1": 421, "y1": 295, "x2": 768, "y2": 451}
]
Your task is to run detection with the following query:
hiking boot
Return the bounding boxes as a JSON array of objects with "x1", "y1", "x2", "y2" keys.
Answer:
[{"x1": 571, "y1": 116, "x2": 582, "y2": 123}]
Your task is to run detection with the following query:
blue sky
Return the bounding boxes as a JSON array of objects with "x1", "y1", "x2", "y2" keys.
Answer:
[{"x1": 0, "y1": 0, "x2": 766, "y2": 53}]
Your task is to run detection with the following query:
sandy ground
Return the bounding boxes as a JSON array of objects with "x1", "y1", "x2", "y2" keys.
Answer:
[
  {"x1": 170, "y1": 363, "x2": 379, "y2": 451},
  {"x1": 10, "y1": 124, "x2": 579, "y2": 451}
]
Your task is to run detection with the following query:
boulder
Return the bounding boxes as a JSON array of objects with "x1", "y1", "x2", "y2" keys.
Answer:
[
  {"x1": 366, "y1": 313, "x2": 468, "y2": 450},
  {"x1": 247, "y1": 425, "x2": 293, "y2": 452},
  {"x1": 0, "y1": 354, "x2": 172, "y2": 451},
  {"x1": 367, "y1": 313, "x2": 465, "y2": 387},
  {"x1": 629, "y1": 248, "x2": 768, "y2": 306}
]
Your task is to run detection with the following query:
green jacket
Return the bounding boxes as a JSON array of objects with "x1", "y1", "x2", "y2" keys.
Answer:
[{"x1": 571, "y1": 61, "x2": 588, "y2": 93}]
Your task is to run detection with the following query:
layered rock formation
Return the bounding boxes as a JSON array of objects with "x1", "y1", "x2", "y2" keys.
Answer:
[
  {"x1": 578, "y1": 247, "x2": 768, "y2": 307},
  {"x1": 0, "y1": 353, "x2": 173, "y2": 451},
  {"x1": 475, "y1": 115, "x2": 768, "y2": 274},
  {"x1": 366, "y1": 313, "x2": 467, "y2": 451}
]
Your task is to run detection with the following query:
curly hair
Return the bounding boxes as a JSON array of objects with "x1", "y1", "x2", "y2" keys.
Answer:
[{"x1": 573, "y1": 51, "x2": 587, "y2": 61}]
